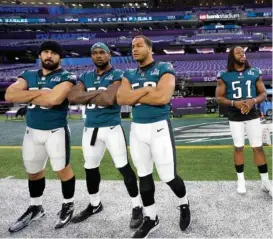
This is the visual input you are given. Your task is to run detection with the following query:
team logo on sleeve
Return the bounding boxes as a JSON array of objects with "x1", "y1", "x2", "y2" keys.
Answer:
[
  {"x1": 105, "y1": 74, "x2": 114, "y2": 81},
  {"x1": 68, "y1": 74, "x2": 77, "y2": 80},
  {"x1": 166, "y1": 64, "x2": 174, "y2": 71},
  {"x1": 247, "y1": 70, "x2": 255, "y2": 76},
  {"x1": 150, "y1": 69, "x2": 160, "y2": 76},
  {"x1": 51, "y1": 76, "x2": 61, "y2": 82}
]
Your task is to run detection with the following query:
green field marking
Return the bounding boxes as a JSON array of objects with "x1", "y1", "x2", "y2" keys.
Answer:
[{"x1": 0, "y1": 148, "x2": 271, "y2": 181}]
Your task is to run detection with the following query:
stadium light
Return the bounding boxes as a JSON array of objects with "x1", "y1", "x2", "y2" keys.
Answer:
[
  {"x1": 39, "y1": 2, "x2": 43, "y2": 4},
  {"x1": 101, "y1": 3, "x2": 104, "y2": 6},
  {"x1": 129, "y1": 3, "x2": 133, "y2": 6},
  {"x1": 143, "y1": 3, "x2": 147, "y2": 6}
]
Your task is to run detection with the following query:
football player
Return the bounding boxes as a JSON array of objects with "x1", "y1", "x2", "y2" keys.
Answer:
[
  {"x1": 68, "y1": 42, "x2": 143, "y2": 229},
  {"x1": 216, "y1": 46, "x2": 272, "y2": 197},
  {"x1": 5, "y1": 40, "x2": 77, "y2": 232},
  {"x1": 117, "y1": 35, "x2": 191, "y2": 238}
]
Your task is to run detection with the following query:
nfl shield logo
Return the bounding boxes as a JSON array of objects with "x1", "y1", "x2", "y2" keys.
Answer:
[
  {"x1": 141, "y1": 72, "x2": 144, "y2": 77},
  {"x1": 239, "y1": 73, "x2": 242, "y2": 76},
  {"x1": 41, "y1": 77, "x2": 45, "y2": 81},
  {"x1": 97, "y1": 76, "x2": 100, "y2": 80}
]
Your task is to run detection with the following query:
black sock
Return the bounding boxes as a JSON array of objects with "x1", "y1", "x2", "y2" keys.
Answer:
[
  {"x1": 258, "y1": 164, "x2": 268, "y2": 174},
  {"x1": 61, "y1": 176, "x2": 75, "y2": 200},
  {"x1": 167, "y1": 175, "x2": 186, "y2": 198},
  {"x1": 118, "y1": 163, "x2": 138, "y2": 198},
  {"x1": 235, "y1": 164, "x2": 244, "y2": 173},
  {"x1": 28, "y1": 177, "x2": 45, "y2": 198},
  {"x1": 85, "y1": 168, "x2": 101, "y2": 194}
]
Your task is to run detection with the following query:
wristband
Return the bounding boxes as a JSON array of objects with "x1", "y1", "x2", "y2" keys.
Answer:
[
  {"x1": 231, "y1": 100, "x2": 234, "y2": 107},
  {"x1": 253, "y1": 98, "x2": 257, "y2": 104}
]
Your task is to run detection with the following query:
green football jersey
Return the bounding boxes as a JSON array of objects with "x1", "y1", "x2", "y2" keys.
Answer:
[
  {"x1": 19, "y1": 69, "x2": 76, "y2": 130},
  {"x1": 124, "y1": 61, "x2": 175, "y2": 124},
  {"x1": 217, "y1": 67, "x2": 261, "y2": 121},
  {"x1": 80, "y1": 68, "x2": 123, "y2": 128}
]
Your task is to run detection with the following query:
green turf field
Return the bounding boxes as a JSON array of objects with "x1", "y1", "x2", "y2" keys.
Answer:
[{"x1": 0, "y1": 147, "x2": 271, "y2": 180}]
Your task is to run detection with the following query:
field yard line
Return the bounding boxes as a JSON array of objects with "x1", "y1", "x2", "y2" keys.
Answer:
[{"x1": 0, "y1": 145, "x2": 272, "y2": 149}]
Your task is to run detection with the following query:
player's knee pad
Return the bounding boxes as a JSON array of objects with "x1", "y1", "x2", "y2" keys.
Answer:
[
  {"x1": 167, "y1": 175, "x2": 186, "y2": 198},
  {"x1": 118, "y1": 163, "x2": 138, "y2": 197},
  {"x1": 85, "y1": 167, "x2": 101, "y2": 194},
  {"x1": 139, "y1": 174, "x2": 155, "y2": 206},
  {"x1": 234, "y1": 146, "x2": 244, "y2": 152}
]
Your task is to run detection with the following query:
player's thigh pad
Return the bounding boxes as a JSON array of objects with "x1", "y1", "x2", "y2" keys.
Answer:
[
  {"x1": 46, "y1": 126, "x2": 70, "y2": 172},
  {"x1": 105, "y1": 125, "x2": 128, "y2": 168},
  {"x1": 245, "y1": 118, "x2": 263, "y2": 147},
  {"x1": 22, "y1": 127, "x2": 48, "y2": 174},
  {"x1": 229, "y1": 121, "x2": 245, "y2": 147},
  {"x1": 82, "y1": 127, "x2": 106, "y2": 169},
  {"x1": 130, "y1": 123, "x2": 153, "y2": 177},
  {"x1": 151, "y1": 120, "x2": 175, "y2": 182}
]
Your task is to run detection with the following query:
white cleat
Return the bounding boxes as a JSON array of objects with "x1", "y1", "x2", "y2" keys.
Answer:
[
  {"x1": 261, "y1": 180, "x2": 272, "y2": 198},
  {"x1": 237, "y1": 181, "x2": 246, "y2": 195}
]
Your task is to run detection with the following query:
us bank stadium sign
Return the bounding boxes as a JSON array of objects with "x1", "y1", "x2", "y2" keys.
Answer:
[{"x1": 199, "y1": 13, "x2": 240, "y2": 20}]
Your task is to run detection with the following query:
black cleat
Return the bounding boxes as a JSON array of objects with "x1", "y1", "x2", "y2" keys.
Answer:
[
  {"x1": 132, "y1": 216, "x2": 159, "y2": 238},
  {"x1": 180, "y1": 203, "x2": 191, "y2": 231},
  {"x1": 130, "y1": 206, "x2": 143, "y2": 229},
  {"x1": 9, "y1": 205, "x2": 45, "y2": 233},
  {"x1": 55, "y1": 202, "x2": 74, "y2": 229},
  {"x1": 71, "y1": 202, "x2": 103, "y2": 224}
]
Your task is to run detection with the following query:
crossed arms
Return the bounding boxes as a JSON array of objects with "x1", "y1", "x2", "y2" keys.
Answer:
[
  {"x1": 5, "y1": 78, "x2": 74, "y2": 108},
  {"x1": 68, "y1": 81, "x2": 121, "y2": 106},
  {"x1": 117, "y1": 73, "x2": 175, "y2": 106}
]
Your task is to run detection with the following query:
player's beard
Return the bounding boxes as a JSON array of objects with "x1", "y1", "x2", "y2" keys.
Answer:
[
  {"x1": 94, "y1": 61, "x2": 109, "y2": 70},
  {"x1": 234, "y1": 58, "x2": 245, "y2": 67},
  {"x1": 41, "y1": 60, "x2": 60, "y2": 71}
]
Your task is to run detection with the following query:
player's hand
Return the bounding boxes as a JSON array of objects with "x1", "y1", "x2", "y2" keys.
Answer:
[
  {"x1": 233, "y1": 100, "x2": 245, "y2": 111},
  {"x1": 241, "y1": 99, "x2": 255, "y2": 115}
]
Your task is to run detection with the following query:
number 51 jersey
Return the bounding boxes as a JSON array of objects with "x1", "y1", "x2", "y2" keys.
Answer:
[
  {"x1": 80, "y1": 68, "x2": 123, "y2": 128},
  {"x1": 217, "y1": 67, "x2": 261, "y2": 121}
]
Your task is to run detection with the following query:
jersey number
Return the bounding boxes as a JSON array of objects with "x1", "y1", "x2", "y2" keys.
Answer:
[
  {"x1": 131, "y1": 81, "x2": 157, "y2": 106},
  {"x1": 86, "y1": 87, "x2": 107, "y2": 109},
  {"x1": 28, "y1": 87, "x2": 51, "y2": 110},
  {"x1": 232, "y1": 80, "x2": 252, "y2": 99}
]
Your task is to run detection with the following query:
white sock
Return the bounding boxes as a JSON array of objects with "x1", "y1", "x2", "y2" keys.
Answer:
[
  {"x1": 63, "y1": 197, "x2": 74, "y2": 204},
  {"x1": 237, "y1": 172, "x2": 245, "y2": 182},
  {"x1": 179, "y1": 194, "x2": 188, "y2": 206},
  {"x1": 90, "y1": 192, "x2": 100, "y2": 206},
  {"x1": 261, "y1": 173, "x2": 269, "y2": 181},
  {"x1": 30, "y1": 196, "x2": 42, "y2": 206},
  {"x1": 131, "y1": 194, "x2": 142, "y2": 208},
  {"x1": 144, "y1": 204, "x2": 157, "y2": 220}
]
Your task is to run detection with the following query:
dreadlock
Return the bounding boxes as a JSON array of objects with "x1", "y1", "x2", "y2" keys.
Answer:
[{"x1": 227, "y1": 46, "x2": 251, "y2": 72}]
